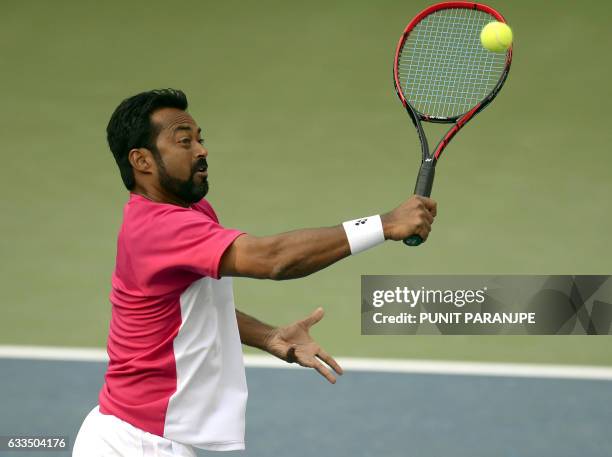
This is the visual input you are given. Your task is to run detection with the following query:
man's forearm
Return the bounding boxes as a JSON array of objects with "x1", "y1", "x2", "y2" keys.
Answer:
[
  {"x1": 236, "y1": 309, "x2": 275, "y2": 351},
  {"x1": 220, "y1": 226, "x2": 352, "y2": 281},
  {"x1": 261, "y1": 226, "x2": 351, "y2": 280}
]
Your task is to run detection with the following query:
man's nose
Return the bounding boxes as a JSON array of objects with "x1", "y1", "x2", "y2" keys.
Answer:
[{"x1": 196, "y1": 144, "x2": 208, "y2": 158}]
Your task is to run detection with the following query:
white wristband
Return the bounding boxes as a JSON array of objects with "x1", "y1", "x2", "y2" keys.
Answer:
[{"x1": 342, "y1": 215, "x2": 385, "y2": 254}]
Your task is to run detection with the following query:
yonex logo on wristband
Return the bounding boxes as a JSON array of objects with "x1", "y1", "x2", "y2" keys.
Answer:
[{"x1": 343, "y1": 215, "x2": 384, "y2": 255}]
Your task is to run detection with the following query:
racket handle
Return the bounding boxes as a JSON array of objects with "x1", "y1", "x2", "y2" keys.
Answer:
[
  {"x1": 403, "y1": 235, "x2": 423, "y2": 246},
  {"x1": 403, "y1": 161, "x2": 435, "y2": 247},
  {"x1": 413, "y1": 160, "x2": 435, "y2": 197}
]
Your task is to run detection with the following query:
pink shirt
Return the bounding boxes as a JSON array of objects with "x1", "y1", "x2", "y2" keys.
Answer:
[{"x1": 99, "y1": 193, "x2": 248, "y2": 450}]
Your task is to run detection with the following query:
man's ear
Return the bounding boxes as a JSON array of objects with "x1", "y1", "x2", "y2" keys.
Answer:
[{"x1": 129, "y1": 148, "x2": 154, "y2": 174}]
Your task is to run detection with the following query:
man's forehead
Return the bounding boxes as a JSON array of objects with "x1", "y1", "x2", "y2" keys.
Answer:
[{"x1": 152, "y1": 107, "x2": 199, "y2": 133}]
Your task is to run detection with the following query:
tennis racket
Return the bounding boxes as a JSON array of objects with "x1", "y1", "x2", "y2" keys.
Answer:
[{"x1": 394, "y1": 2, "x2": 512, "y2": 246}]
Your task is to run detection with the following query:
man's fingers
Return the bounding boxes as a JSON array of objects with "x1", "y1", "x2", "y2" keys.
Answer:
[
  {"x1": 300, "y1": 307, "x2": 325, "y2": 328},
  {"x1": 298, "y1": 355, "x2": 336, "y2": 383},
  {"x1": 420, "y1": 196, "x2": 437, "y2": 215},
  {"x1": 311, "y1": 359, "x2": 337, "y2": 384},
  {"x1": 416, "y1": 220, "x2": 432, "y2": 241},
  {"x1": 317, "y1": 349, "x2": 343, "y2": 375}
]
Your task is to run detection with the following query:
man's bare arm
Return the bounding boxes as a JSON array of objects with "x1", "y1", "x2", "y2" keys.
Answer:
[
  {"x1": 235, "y1": 309, "x2": 275, "y2": 351},
  {"x1": 219, "y1": 195, "x2": 437, "y2": 280},
  {"x1": 221, "y1": 226, "x2": 350, "y2": 280}
]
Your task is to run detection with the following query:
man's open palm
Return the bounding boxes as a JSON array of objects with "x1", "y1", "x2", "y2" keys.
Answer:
[{"x1": 265, "y1": 307, "x2": 343, "y2": 383}]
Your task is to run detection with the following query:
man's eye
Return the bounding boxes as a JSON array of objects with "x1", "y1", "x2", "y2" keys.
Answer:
[
  {"x1": 197, "y1": 139, "x2": 205, "y2": 145},
  {"x1": 180, "y1": 138, "x2": 191, "y2": 145}
]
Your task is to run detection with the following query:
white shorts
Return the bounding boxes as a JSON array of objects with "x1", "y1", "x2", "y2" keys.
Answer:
[{"x1": 73, "y1": 406, "x2": 196, "y2": 457}]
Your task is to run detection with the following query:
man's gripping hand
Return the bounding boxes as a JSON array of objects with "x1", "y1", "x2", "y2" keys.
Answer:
[{"x1": 381, "y1": 195, "x2": 437, "y2": 242}]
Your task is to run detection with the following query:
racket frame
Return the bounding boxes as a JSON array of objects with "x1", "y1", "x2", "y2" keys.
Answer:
[{"x1": 392, "y1": 1, "x2": 512, "y2": 245}]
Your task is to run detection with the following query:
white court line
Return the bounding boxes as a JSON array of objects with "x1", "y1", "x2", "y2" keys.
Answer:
[{"x1": 1, "y1": 345, "x2": 612, "y2": 381}]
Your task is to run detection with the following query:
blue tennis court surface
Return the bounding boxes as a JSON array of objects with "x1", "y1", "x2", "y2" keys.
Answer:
[{"x1": 1, "y1": 357, "x2": 611, "y2": 457}]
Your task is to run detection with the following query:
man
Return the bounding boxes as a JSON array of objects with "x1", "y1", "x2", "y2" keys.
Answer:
[{"x1": 73, "y1": 89, "x2": 436, "y2": 456}]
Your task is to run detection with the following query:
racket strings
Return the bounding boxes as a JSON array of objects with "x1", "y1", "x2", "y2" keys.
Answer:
[{"x1": 398, "y1": 8, "x2": 507, "y2": 118}]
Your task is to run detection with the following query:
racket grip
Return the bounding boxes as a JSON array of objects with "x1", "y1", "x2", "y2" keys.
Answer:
[
  {"x1": 413, "y1": 160, "x2": 435, "y2": 198},
  {"x1": 403, "y1": 161, "x2": 435, "y2": 247}
]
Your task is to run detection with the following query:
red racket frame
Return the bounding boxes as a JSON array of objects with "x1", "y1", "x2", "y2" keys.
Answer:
[
  {"x1": 393, "y1": 1, "x2": 512, "y2": 160},
  {"x1": 394, "y1": 2, "x2": 512, "y2": 246}
]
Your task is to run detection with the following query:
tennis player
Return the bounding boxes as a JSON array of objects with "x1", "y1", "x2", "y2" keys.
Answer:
[{"x1": 72, "y1": 89, "x2": 436, "y2": 456}]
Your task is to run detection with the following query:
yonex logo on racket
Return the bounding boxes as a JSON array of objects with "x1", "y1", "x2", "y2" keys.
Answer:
[{"x1": 354, "y1": 219, "x2": 368, "y2": 226}]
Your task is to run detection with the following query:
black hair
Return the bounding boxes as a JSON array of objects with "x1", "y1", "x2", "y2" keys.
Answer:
[{"x1": 106, "y1": 88, "x2": 188, "y2": 190}]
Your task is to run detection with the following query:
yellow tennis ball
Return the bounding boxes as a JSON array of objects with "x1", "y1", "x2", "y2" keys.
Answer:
[{"x1": 480, "y1": 21, "x2": 513, "y2": 53}]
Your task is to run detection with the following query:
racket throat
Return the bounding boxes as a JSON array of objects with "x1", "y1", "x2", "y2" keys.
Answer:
[{"x1": 413, "y1": 160, "x2": 436, "y2": 197}]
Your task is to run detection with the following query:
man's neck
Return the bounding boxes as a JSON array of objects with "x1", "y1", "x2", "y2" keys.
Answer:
[{"x1": 132, "y1": 184, "x2": 189, "y2": 208}]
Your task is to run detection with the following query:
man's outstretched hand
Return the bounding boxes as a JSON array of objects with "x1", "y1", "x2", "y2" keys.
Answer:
[{"x1": 264, "y1": 307, "x2": 343, "y2": 384}]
